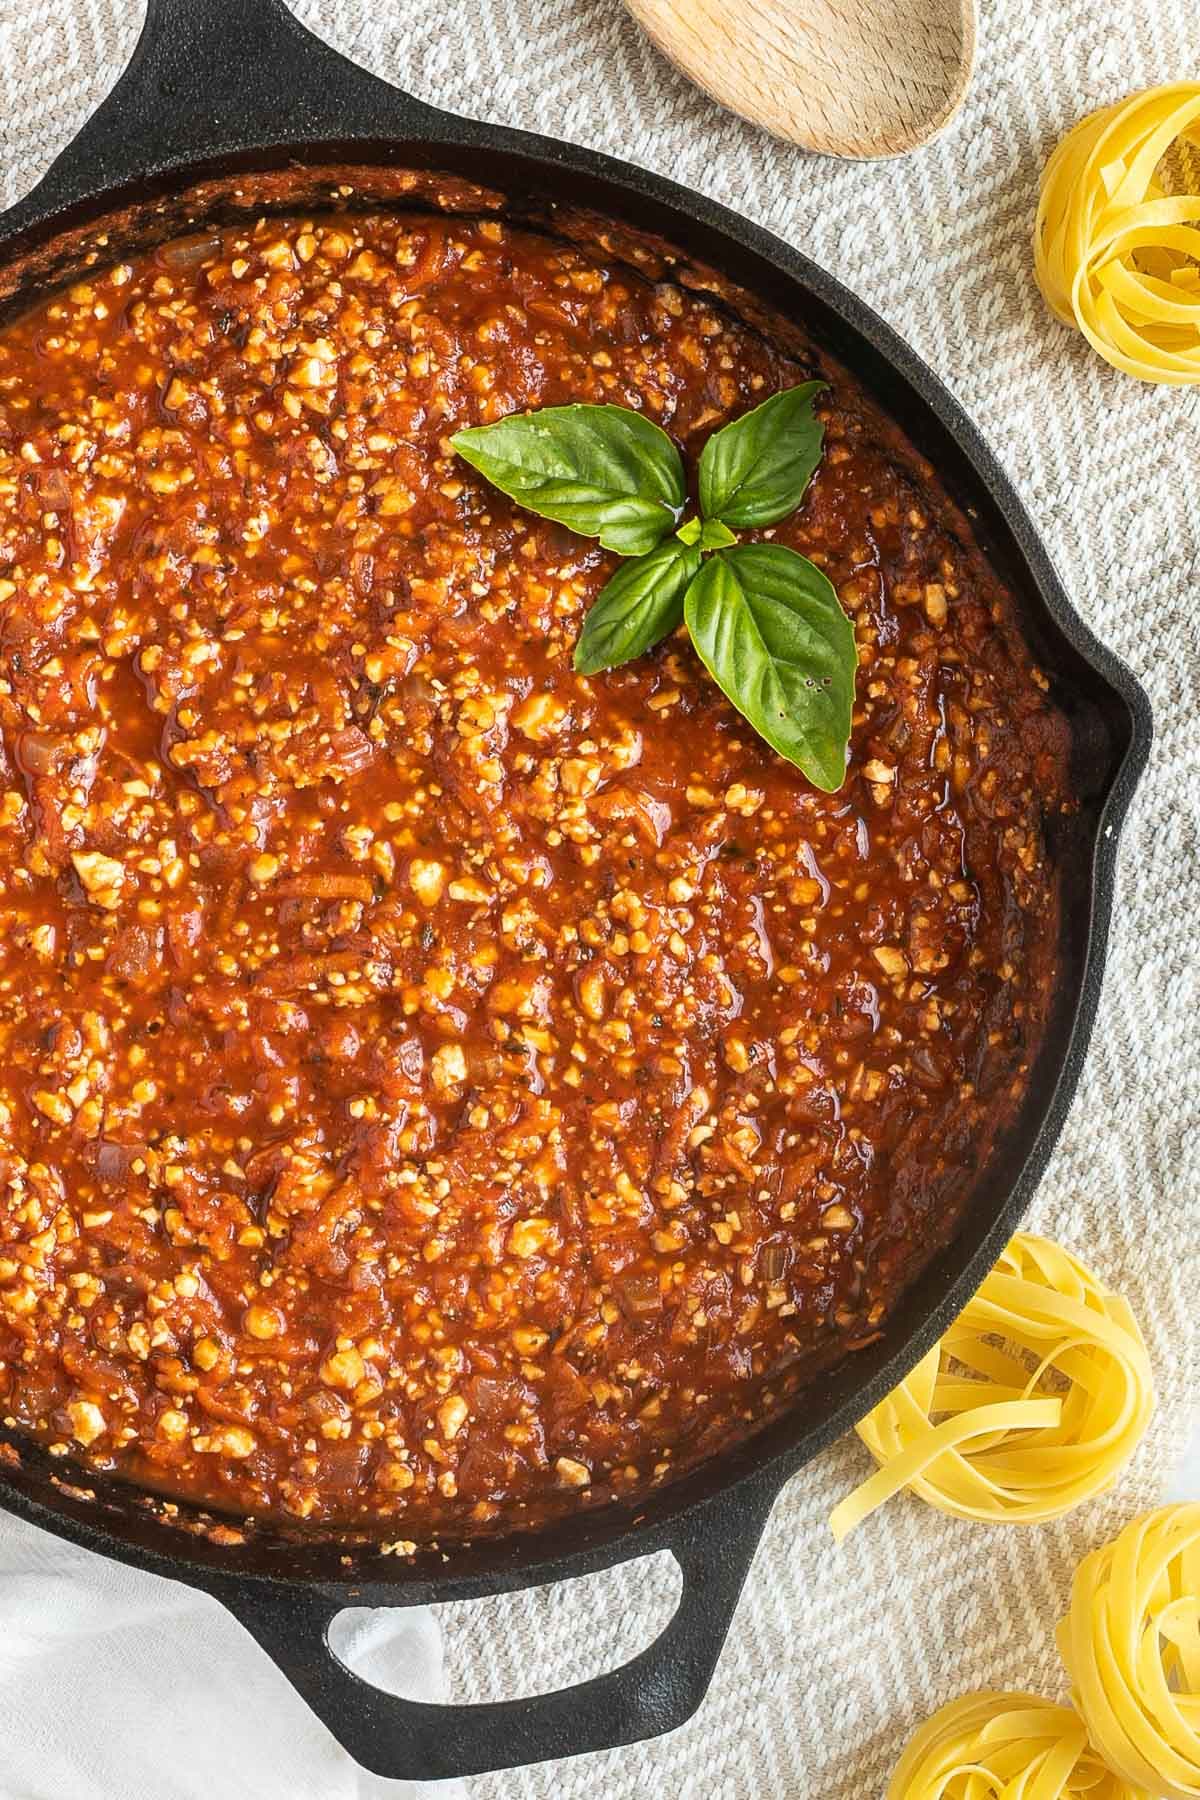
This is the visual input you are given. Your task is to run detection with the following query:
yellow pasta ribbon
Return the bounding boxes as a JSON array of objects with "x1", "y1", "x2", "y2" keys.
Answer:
[
  {"x1": 887, "y1": 1692, "x2": 1142, "y2": 1799},
  {"x1": 1059, "y1": 1505, "x2": 1200, "y2": 1799},
  {"x1": 830, "y1": 1234, "x2": 1153, "y2": 1541},
  {"x1": 1034, "y1": 82, "x2": 1200, "y2": 383}
]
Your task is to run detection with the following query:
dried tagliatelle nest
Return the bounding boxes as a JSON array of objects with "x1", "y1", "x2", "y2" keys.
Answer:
[
  {"x1": 1035, "y1": 82, "x2": 1200, "y2": 383},
  {"x1": 886, "y1": 1691, "x2": 1135, "y2": 1800},
  {"x1": 831, "y1": 1232, "x2": 1154, "y2": 1540},
  {"x1": 1060, "y1": 1504, "x2": 1200, "y2": 1800}
]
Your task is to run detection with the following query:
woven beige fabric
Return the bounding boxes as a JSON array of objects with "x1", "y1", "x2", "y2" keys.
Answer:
[{"x1": 0, "y1": 3, "x2": 1196, "y2": 1795}]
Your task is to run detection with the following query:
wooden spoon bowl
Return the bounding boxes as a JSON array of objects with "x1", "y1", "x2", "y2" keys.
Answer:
[{"x1": 621, "y1": 0, "x2": 977, "y2": 159}]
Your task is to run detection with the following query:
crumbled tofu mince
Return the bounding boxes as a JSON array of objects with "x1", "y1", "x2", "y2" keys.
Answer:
[{"x1": 0, "y1": 210, "x2": 1067, "y2": 1531}]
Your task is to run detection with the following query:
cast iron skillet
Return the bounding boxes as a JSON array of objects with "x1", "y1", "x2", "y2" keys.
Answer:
[{"x1": 0, "y1": 0, "x2": 1151, "y2": 1781}]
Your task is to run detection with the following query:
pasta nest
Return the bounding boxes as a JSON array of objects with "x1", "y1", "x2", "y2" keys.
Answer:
[
  {"x1": 831, "y1": 1234, "x2": 1153, "y2": 1540},
  {"x1": 1059, "y1": 1505, "x2": 1200, "y2": 1800},
  {"x1": 1035, "y1": 83, "x2": 1200, "y2": 383},
  {"x1": 887, "y1": 1692, "x2": 1141, "y2": 1799}
]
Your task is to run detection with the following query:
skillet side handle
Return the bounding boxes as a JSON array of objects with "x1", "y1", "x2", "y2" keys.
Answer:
[
  {"x1": 21, "y1": 0, "x2": 442, "y2": 221},
  {"x1": 218, "y1": 1475, "x2": 778, "y2": 1781}
]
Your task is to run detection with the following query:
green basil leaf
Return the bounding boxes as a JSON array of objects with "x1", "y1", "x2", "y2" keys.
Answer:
[
  {"x1": 697, "y1": 518, "x2": 737, "y2": 549},
  {"x1": 675, "y1": 515, "x2": 703, "y2": 546},
  {"x1": 452, "y1": 404, "x2": 685, "y2": 556},
  {"x1": 683, "y1": 543, "x2": 856, "y2": 791},
  {"x1": 574, "y1": 539, "x2": 700, "y2": 674},
  {"x1": 698, "y1": 381, "x2": 826, "y2": 529}
]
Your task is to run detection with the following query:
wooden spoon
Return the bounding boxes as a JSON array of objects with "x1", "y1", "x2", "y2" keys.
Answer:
[{"x1": 621, "y1": 0, "x2": 977, "y2": 159}]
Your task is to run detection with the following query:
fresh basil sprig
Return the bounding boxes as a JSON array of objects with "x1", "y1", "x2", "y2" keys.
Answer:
[{"x1": 451, "y1": 381, "x2": 858, "y2": 792}]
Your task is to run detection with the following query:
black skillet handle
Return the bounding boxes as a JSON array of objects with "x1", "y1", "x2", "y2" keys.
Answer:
[
  {"x1": 218, "y1": 1474, "x2": 778, "y2": 1781},
  {"x1": 15, "y1": 0, "x2": 442, "y2": 226}
]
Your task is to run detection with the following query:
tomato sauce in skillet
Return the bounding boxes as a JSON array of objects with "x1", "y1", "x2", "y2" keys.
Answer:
[{"x1": 0, "y1": 212, "x2": 1069, "y2": 1531}]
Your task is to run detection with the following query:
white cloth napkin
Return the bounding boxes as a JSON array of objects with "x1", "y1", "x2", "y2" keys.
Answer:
[
  {"x1": 0, "y1": 1, "x2": 1197, "y2": 1797},
  {"x1": 0, "y1": 1510, "x2": 464, "y2": 1800}
]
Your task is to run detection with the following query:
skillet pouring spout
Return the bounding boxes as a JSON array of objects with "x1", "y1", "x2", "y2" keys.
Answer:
[
  {"x1": 4, "y1": 0, "x2": 445, "y2": 233},
  {"x1": 0, "y1": 0, "x2": 1151, "y2": 1781}
]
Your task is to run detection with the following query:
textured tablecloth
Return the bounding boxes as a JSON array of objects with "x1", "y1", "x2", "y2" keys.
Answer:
[{"x1": 0, "y1": 2, "x2": 1196, "y2": 1796}]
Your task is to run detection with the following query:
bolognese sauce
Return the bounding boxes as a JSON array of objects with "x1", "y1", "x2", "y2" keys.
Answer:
[{"x1": 0, "y1": 212, "x2": 1068, "y2": 1530}]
